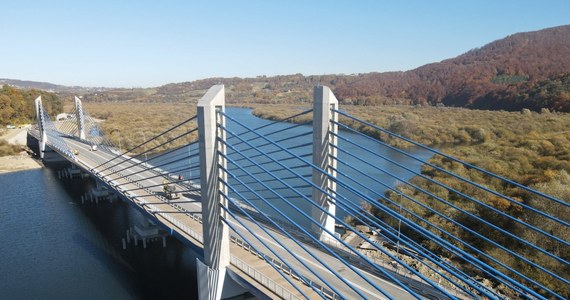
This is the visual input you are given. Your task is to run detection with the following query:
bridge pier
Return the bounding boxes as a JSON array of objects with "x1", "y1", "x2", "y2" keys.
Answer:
[
  {"x1": 125, "y1": 222, "x2": 168, "y2": 249},
  {"x1": 312, "y1": 86, "x2": 339, "y2": 243}
]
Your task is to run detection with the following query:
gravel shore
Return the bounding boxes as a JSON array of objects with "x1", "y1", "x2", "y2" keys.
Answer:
[
  {"x1": 0, "y1": 125, "x2": 43, "y2": 173},
  {"x1": 0, "y1": 154, "x2": 42, "y2": 173}
]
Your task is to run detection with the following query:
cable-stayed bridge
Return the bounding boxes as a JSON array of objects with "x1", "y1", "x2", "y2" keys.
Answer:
[{"x1": 27, "y1": 86, "x2": 568, "y2": 299}]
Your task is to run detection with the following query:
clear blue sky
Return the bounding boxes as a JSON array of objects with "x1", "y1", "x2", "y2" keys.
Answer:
[{"x1": 1, "y1": 0, "x2": 568, "y2": 88}]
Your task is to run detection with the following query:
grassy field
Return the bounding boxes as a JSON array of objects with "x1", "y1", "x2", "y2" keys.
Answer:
[
  {"x1": 252, "y1": 104, "x2": 570, "y2": 186},
  {"x1": 66, "y1": 102, "x2": 199, "y2": 154}
]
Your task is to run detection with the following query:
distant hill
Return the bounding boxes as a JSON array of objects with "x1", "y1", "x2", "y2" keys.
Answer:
[
  {"x1": 7, "y1": 25, "x2": 570, "y2": 112},
  {"x1": 0, "y1": 78, "x2": 111, "y2": 94},
  {"x1": 0, "y1": 78, "x2": 64, "y2": 91}
]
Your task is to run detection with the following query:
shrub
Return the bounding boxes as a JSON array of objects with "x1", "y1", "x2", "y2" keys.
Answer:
[{"x1": 0, "y1": 140, "x2": 21, "y2": 156}]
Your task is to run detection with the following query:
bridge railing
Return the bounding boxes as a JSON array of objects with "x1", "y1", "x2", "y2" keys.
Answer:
[{"x1": 230, "y1": 255, "x2": 302, "y2": 300}]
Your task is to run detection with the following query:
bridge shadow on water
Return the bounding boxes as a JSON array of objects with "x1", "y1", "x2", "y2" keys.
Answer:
[{"x1": 54, "y1": 164, "x2": 206, "y2": 300}]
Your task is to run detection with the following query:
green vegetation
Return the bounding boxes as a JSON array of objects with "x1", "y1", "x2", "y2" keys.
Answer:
[
  {"x1": 0, "y1": 85, "x2": 62, "y2": 125},
  {"x1": 491, "y1": 74, "x2": 529, "y2": 85}
]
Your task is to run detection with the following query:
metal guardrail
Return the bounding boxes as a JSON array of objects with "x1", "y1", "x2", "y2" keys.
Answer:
[
  {"x1": 229, "y1": 235, "x2": 341, "y2": 300},
  {"x1": 230, "y1": 255, "x2": 302, "y2": 300}
]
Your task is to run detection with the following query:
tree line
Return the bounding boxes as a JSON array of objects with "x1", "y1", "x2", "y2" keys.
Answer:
[{"x1": 0, "y1": 85, "x2": 62, "y2": 125}]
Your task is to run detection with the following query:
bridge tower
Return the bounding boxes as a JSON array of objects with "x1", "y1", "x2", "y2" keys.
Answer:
[
  {"x1": 34, "y1": 96, "x2": 47, "y2": 159},
  {"x1": 196, "y1": 85, "x2": 232, "y2": 300},
  {"x1": 74, "y1": 96, "x2": 86, "y2": 140},
  {"x1": 312, "y1": 86, "x2": 339, "y2": 242}
]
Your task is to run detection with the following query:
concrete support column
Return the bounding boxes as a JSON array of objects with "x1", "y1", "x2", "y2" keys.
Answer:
[
  {"x1": 197, "y1": 85, "x2": 230, "y2": 300},
  {"x1": 35, "y1": 96, "x2": 47, "y2": 159},
  {"x1": 312, "y1": 86, "x2": 339, "y2": 243},
  {"x1": 74, "y1": 96, "x2": 86, "y2": 140}
]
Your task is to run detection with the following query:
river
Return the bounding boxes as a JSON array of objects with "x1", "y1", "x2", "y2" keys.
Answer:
[{"x1": 0, "y1": 108, "x2": 432, "y2": 299}]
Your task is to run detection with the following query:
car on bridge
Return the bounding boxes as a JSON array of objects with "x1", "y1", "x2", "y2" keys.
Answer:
[{"x1": 162, "y1": 180, "x2": 180, "y2": 200}]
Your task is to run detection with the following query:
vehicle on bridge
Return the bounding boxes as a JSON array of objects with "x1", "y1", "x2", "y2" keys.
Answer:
[{"x1": 162, "y1": 180, "x2": 180, "y2": 200}]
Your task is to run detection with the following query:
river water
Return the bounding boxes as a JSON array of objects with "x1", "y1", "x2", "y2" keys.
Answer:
[{"x1": 0, "y1": 108, "x2": 432, "y2": 299}]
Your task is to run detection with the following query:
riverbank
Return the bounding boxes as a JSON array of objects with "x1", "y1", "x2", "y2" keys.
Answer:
[
  {"x1": 251, "y1": 103, "x2": 570, "y2": 298},
  {"x1": 0, "y1": 154, "x2": 42, "y2": 173},
  {"x1": 0, "y1": 125, "x2": 42, "y2": 173}
]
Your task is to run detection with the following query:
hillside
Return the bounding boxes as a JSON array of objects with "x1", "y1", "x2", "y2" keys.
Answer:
[
  {"x1": 0, "y1": 79, "x2": 63, "y2": 91},
  {"x1": 0, "y1": 78, "x2": 111, "y2": 94},
  {"x1": 80, "y1": 26, "x2": 570, "y2": 111},
  {"x1": 334, "y1": 25, "x2": 570, "y2": 109},
  {"x1": 0, "y1": 85, "x2": 62, "y2": 125}
]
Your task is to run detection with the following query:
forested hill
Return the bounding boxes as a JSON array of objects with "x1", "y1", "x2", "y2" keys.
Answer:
[
  {"x1": 0, "y1": 78, "x2": 110, "y2": 94},
  {"x1": 333, "y1": 25, "x2": 570, "y2": 110},
  {"x1": 0, "y1": 85, "x2": 62, "y2": 125}
]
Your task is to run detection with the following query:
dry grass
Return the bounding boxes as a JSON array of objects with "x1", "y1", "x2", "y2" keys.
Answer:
[
  {"x1": 0, "y1": 139, "x2": 22, "y2": 156},
  {"x1": 252, "y1": 103, "x2": 570, "y2": 298},
  {"x1": 68, "y1": 102, "x2": 199, "y2": 154}
]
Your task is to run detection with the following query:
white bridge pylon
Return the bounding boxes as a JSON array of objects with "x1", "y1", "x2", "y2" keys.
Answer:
[
  {"x1": 312, "y1": 86, "x2": 339, "y2": 243},
  {"x1": 74, "y1": 96, "x2": 86, "y2": 140},
  {"x1": 197, "y1": 85, "x2": 232, "y2": 300},
  {"x1": 34, "y1": 96, "x2": 47, "y2": 159}
]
